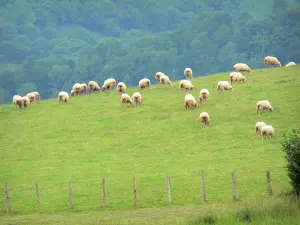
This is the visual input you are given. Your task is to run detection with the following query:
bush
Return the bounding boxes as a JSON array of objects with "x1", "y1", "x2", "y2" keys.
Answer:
[{"x1": 282, "y1": 129, "x2": 300, "y2": 196}]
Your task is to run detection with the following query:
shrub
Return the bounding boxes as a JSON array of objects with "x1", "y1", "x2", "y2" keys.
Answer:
[{"x1": 282, "y1": 129, "x2": 300, "y2": 196}]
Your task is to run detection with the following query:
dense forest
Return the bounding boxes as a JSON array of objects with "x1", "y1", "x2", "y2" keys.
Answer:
[{"x1": 0, "y1": 0, "x2": 299, "y2": 104}]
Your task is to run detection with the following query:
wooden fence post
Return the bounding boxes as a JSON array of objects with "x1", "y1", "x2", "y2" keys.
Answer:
[
  {"x1": 5, "y1": 181, "x2": 10, "y2": 213},
  {"x1": 69, "y1": 179, "x2": 72, "y2": 209},
  {"x1": 166, "y1": 173, "x2": 171, "y2": 204},
  {"x1": 133, "y1": 175, "x2": 137, "y2": 206},
  {"x1": 102, "y1": 176, "x2": 106, "y2": 207},
  {"x1": 266, "y1": 171, "x2": 273, "y2": 196},
  {"x1": 35, "y1": 180, "x2": 40, "y2": 212},
  {"x1": 232, "y1": 171, "x2": 237, "y2": 201},
  {"x1": 200, "y1": 171, "x2": 206, "y2": 202}
]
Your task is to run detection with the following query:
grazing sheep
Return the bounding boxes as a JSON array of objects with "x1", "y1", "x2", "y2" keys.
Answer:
[
  {"x1": 233, "y1": 63, "x2": 251, "y2": 73},
  {"x1": 217, "y1": 81, "x2": 232, "y2": 91},
  {"x1": 102, "y1": 78, "x2": 116, "y2": 91},
  {"x1": 179, "y1": 80, "x2": 194, "y2": 92},
  {"x1": 155, "y1": 72, "x2": 165, "y2": 82},
  {"x1": 26, "y1": 92, "x2": 36, "y2": 103},
  {"x1": 184, "y1": 68, "x2": 193, "y2": 80},
  {"x1": 199, "y1": 112, "x2": 211, "y2": 127},
  {"x1": 22, "y1": 96, "x2": 30, "y2": 108},
  {"x1": 72, "y1": 83, "x2": 82, "y2": 95},
  {"x1": 229, "y1": 72, "x2": 247, "y2": 83},
  {"x1": 88, "y1": 81, "x2": 101, "y2": 92},
  {"x1": 184, "y1": 94, "x2": 198, "y2": 109},
  {"x1": 139, "y1": 78, "x2": 151, "y2": 89},
  {"x1": 261, "y1": 125, "x2": 275, "y2": 140},
  {"x1": 70, "y1": 90, "x2": 76, "y2": 97},
  {"x1": 285, "y1": 62, "x2": 296, "y2": 67},
  {"x1": 132, "y1": 92, "x2": 142, "y2": 106},
  {"x1": 117, "y1": 82, "x2": 127, "y2": 93},
  {"x1": 264, "y1": 56, "x2": 281, "y2": 68},
  {"x1": 58, "y1": 91, "x2": 69, "y2": 103},
  {"x1": 255, "y1": 122, "x2": 266, "y2": 134},
  {"x1": 199, "y1": 88, "x2": 209, "y2": 103},
  {"x1": 80, "y1": 83, "x2": 87, "y2": 94},
  {"x1": 159, "y1": 74, "x2": 172, "y2": 86},
  {"x1": 121, "y1": 93, "x2": 133, "y2": 106},
  {"x1": 13, "y1": 95, "x2": 23, "y2": 109},
  {"x1": 256, "y1": 100, "x2": 273, "y2": 113}
]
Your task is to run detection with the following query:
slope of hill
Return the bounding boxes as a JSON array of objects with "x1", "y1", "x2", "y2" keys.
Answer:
[{"x1": 0, "y1": 66, "x2": 299, "y2": 214}]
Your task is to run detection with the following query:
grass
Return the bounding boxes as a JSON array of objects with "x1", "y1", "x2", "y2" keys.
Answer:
[{"x1": 0, "y1": 66, "x2": 299, "y2": 216}]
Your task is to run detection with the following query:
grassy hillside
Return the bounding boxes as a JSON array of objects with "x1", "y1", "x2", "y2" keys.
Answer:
[{"x1": 0, "y1": 66, "x2": 299, "y2": 214}]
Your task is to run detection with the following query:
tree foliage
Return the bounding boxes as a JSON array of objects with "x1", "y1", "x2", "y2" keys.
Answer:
[{"x1": 0, "y1": 0, "x2": 299, "y2": 103}]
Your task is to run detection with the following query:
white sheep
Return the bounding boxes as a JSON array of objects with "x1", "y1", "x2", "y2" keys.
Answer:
[
  {"x1": 102, "y1": 78, "x2": 116, "y2": 91},
  {"x1": 159, "y1": 74, "x2": 172, "y2": 86},
  {"x1": 13, "y1": 95, "x2": 23, "y2": 109},
  {"x1": 184, "y1": 68, "x2": 193, "y2": 80},
  {"x1": 26, "y1": 92, "x2": 36, "y2": 103},
  {"x1": 88, "y1": 81, "x2": 101, "y2": 92},
  {"x1": 184, "y1": 94, "x2": 198, "y2": 109},
  {"x1": 58, "y1": 91, "x2": 69, "y2": 103},
  {"x1": 285, "y1": 62, "x2": 296, "y2": 67},
  {"x1": 217, "y1": 81, "x2": 232, "y2": 91},
  {"x1": 32, "y1": 91, "x2": 40, "y2": 101},
  {"x1": 229, "y1": 72, "x2": 247, "y2": 83},
  {"x1": 72, "y1": 83, "x2": 82, "y2": 95},
  {"x1": 139, "y1": 78, "x2": 151, "y2": 89},
  {"x1": 80, "y1": 83, "x2": 87, "y2": 94},
  {"x1": 255, "y1": 122, "x2": 266, "y2": 134},
  {"x1": 233, "y1": 63, "x2": 251, "y2": 73},
  {"x1": 121, "y1": 93, "x2": 133, "y2": 106},
  {"x1": 199, "y1": 89, "x2": 209, "y2": 103},
  {"x1": 70, "y1": 90, "x2": 76, "y2": 97},
  {"x1": 179, "y1": 80, "x2": 194, "y2": 92},
  {"x1": 155, "y1": 72, "x2": 165, "y2": 82},
  {"x1": 256, "y1": 100, "x2": 273, "y2": 113},
  {"x1": 199, "y1": 112, "x2": 211, "y2": 127},
  {"x1": 261, "y1": 125, "x2": 275, "y2": 140},
  {"x1": 132, "y1": 92, "x2": 142, "y2": 106},
  {"x1": 22, "y1": 96, "x2": 30, "y2": 108},
  {"x1": 117, "y1": 82, "x2": 127, "y2": 93},
  {"x1": 264, "y1": 56, "x2": 281, "y2": 68}
]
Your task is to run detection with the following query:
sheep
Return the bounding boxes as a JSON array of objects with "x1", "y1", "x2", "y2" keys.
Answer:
[
  {"x1": 217, "y1": 81, "x2": 232, "y2": 91},
  {"x1": 132, "y1": 92, "x2": 142, "y2": 106},
  {"x1": 32, "y1": 91, "x2": 40, "y2": 101},
  {"x1": 159, "y1": 74, "x2": 172, "y2": 86},
  {"x1": 22, "y1": 96, "x2": 30, "y2": 108},
  {"x1": 117, "y1": 82, "x2": 127, "y2": 93},
  {"x1": 179, "y1": 80, "x2": 194, "y2": 92},
  {"x1": 285, "y1": 62, "x2": 296, "y2": 67},
  {"x1": 80, "y1": 83, "x2": 87, "y2": 94},
  {"x1": 72, "y1": 83, "x2": 82, "y2": 95},
  {"x1": 88, "y1": 81, "x2": 101, "y2": 92},
  {"x1": 184, "y1": 94, "x2": 198, "y2": 109},
  {"x1": 26, "y1": 92, "x2": 36, "y2": 103},
  {"x1": 70, "y1": 90, "x2": 76, "y2": 97},
  {"x1": 184, "y1": 67, "x2": 193, "y2": 80},
  {"x1": 255, "y1": 122, "x2": 266, "y2": 134},
  {"x1": 199, "y1": 89, "x2": 209, "y2": 103},
  {"x1": 264, "y1": 56, "x2": 281, "y2": 68},
  {"x1": 233, "y1": 63, "x2": 251, "y2": 73},
  {"x1": 155, "y1": 72, "x2": 165, "y2": 82},
  {"x1": 58, "y1": 91, "x2": 69, "y2": 103},
  {"x1": 256, "y1": 100, "x2": 273, "y2": 113},
  {"x1": 121, "y1": 93, "x2": 133, "y2": 106},
  {"x1": 229, "y1": 72, "x2": 247, "y2": 83},
  {"x1": 261, "y1": 125, "x2": 275, "y2": 140},
  {"x1": 199, "y1": 112, "x2": 211, "y2": 127},
  {"x1": 102, "y1": 78, "x2": 116, "y2": 91},
  {"x1": 13, "y1": 95, "x2": 23, "y2": 109},
  {"x1": 139, "y1": 78, "x2": 151, "y2": 89}
]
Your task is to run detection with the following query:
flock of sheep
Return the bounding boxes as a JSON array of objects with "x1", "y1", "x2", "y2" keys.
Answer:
[{"x1": 12, "y1": 56, "x2": 296, "y2": 139}]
